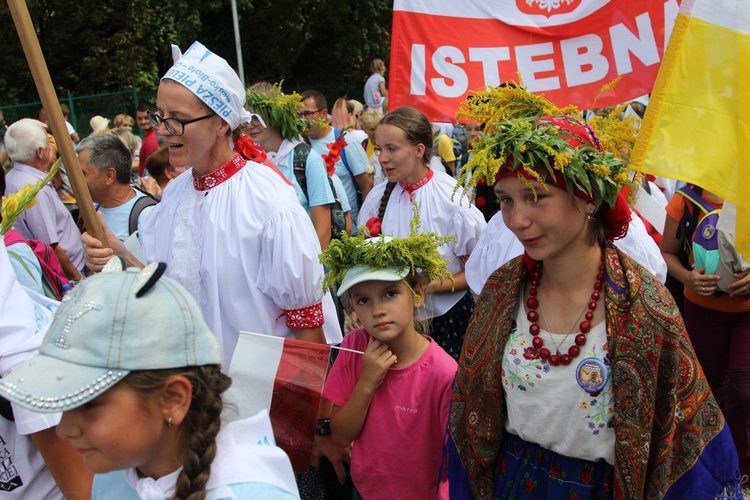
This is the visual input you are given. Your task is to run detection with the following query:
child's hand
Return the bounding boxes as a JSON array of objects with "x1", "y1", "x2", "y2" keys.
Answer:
[{"x1": 360, "y1": 337, "x2": 397, "y2": 390}]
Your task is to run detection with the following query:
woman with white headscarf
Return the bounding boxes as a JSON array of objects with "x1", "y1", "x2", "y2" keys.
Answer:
[
  {"x1": 83, "y1": 42, "x2": 344, "y2": 494},
  {"x1": 84, "y1": 41, "x2": 341, "y2": 360},
  {"x1": 80, "y1": 44, "x2": 347, "y2": 495}
]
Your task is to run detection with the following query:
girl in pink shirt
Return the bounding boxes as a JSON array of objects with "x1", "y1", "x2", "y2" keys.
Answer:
[{"x1": 321, "y1": 231, "x2": 458, "y2": 499}]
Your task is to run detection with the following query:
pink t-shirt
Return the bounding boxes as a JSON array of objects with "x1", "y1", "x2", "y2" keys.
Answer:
[{"x1": 322, "y1": 328, "x2": 457, "y2": 499}]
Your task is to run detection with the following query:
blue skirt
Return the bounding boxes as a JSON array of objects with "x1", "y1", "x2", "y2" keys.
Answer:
[{"x1": 493, "y1": 433, "x2": 613, "y2": 499}]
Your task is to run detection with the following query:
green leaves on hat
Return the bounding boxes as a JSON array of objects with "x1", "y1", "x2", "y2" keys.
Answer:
[
  {"x1": 245, "y1": 82, "x2": 308, "y2": 141},
  {"x1": 319, "y1": 206, "x2": 455, "y2": 295}
]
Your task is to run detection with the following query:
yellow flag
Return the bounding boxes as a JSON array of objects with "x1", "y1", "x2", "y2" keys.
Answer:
[{"x1": 630, "y1": 0, "x2": 750, "y2": 259}]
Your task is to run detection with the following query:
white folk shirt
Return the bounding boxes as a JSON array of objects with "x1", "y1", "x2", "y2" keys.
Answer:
[
  {"x1": 141, "y1": 156, "x2": 342, "y2": 369},
  {"x1": 503, "y1": 292, "x2": 615, "y2": 465},
  {"x1": 358, "y1": 170, "x2": 486, "y2": 318},
  {"x1": 0, "y1": 240, "x2": 62, "y2": 499}
]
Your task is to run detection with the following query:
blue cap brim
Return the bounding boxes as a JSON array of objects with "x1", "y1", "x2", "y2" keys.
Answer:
[{"x1": 0, "y1": 353, "x2": 128, "y2": 413}]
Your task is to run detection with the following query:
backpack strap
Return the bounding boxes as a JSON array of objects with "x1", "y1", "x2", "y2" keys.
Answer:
[
  {"x1": 327, "y1": 176, "x2": 346, "y2": 239},
  {"x1": 128, "y1": 191, "x2": 159, "y2": 236},
  {"x1": 674, "y1": 185, "x2": 711, "y2": 261},
  {"x1": 677, "y1": 185, "x2": 713, "y2": 214},
  {"x1": 333, "y1": 129, "x2": 351, "y2": 174},
  {"x1": 292, "y1": 143, "x2": 312, "y2": 200}
]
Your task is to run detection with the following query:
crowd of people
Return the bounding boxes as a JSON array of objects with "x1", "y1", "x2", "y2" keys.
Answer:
[{"x1": 0, "y1": 40, "x2": 746, "y2": 500}]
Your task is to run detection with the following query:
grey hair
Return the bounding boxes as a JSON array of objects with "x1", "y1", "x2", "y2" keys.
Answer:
[
  {"x1": 5, "y1": 119, "x2": 49, "y2": 164},
  {"x1": 76, "y1": 133, "x2": 132, "y2": 184}
]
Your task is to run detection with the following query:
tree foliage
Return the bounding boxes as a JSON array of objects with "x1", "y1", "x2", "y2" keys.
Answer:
[{"x1": 0, "y1": 0, "x2": 392, "y2": 106}]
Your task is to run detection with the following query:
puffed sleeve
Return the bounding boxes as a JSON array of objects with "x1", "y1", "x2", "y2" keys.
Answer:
[
  {"x1": 465, "y1": 212, "x2": 524, "y2": 295},
  {"x1": 614, "y1": 215, "x2": 668, "y2": 283},
  {"x1": 257, "y1": 203, "x2": 326, "y2": 328},
  {"x1": 448, "y1": 202, "x2": 487, "y2": 261}
]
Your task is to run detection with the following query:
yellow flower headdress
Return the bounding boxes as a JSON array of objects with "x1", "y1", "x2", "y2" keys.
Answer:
[
  {"x1": 456, "y1": 83, "x2": 639, "y2": 212},
  {"x1": 245, "y1": 82, "x2": 308, "y2": 141}
]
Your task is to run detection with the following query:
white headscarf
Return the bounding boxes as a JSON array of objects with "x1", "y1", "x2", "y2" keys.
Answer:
[{"x1": 162, "y1": 41, "x2": 264, "y2": 131}]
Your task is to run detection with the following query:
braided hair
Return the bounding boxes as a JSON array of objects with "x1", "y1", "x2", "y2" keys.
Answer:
[
  {"x1": 377, "y1": 181, "x2": 397, "y2": 222},
  {"x1": 124, "y1": 365, "x2": 232, "y2": 500}
]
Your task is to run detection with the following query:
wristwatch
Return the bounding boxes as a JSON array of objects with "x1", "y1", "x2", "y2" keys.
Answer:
[{"x1": 315, "y1": 418, "x2": 332, "y2": 436}]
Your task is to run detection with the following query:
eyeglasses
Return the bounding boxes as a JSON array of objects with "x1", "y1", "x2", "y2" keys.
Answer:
[
  {"x1": 297, "y1": 109, "x2": 323, "y2": 119},
  {"x1": 248, "y1": 115, "x2": 264, "y2": 128},
  {"x1": 147, "y1": 110, "x2": 215, "y2": 136}
]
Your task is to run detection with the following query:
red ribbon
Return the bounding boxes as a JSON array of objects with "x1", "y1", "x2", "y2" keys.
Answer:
[
  {"x1": 233, "y1": 134, "x2": 292, "y2": 187},
  {"x1": 234, "y1": 134, "x2": 269, "y2": 164},
  {"x1": 365, "y1": 217, "x2": 382, "y2": 237},
  {"x1": 322, "y1": 134, "x2": 348, "y2": 176}
]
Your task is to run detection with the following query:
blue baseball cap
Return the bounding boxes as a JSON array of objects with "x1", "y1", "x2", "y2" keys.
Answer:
[{"x1": 0, "y1": 262, "x2": 221, "y2": 413}]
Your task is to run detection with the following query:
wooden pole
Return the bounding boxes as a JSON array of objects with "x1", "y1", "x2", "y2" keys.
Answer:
[{"x1": 7, "y1": 0, "x2": 107, "y2": 245}]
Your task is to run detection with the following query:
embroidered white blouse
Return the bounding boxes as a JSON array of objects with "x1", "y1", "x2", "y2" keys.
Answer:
[
  {"x1": 141, "y1": 156, "x2": 342, "y2": 368},
  {"x1": 358, "y1": 170, "x2": 486, "y2": 318}
]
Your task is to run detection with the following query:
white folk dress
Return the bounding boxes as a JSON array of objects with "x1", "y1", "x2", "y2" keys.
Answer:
[{"x1": 142, "y1": 154, "x2": 342, "y2": 368}]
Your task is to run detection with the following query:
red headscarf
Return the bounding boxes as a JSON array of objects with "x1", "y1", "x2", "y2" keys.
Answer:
[{"x1": 496, "y1": 115, "x2": 631, "y2": 244}]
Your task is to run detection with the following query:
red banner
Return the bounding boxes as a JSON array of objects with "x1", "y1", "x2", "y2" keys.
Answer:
[{"x1": 390, "y1": 0, "x2": 680, "y2": 122}]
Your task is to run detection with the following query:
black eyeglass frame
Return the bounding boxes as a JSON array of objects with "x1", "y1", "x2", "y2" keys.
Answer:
[
  {"x1": 147, "y1": 110, "x2": 215, "y2": 136},
  {"x1": 297, "y1": 109, "x2": 324, "y2": 119}
]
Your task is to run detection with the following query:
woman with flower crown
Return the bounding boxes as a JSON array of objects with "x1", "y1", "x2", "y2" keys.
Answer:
[{"x1": 447, "y1": 86, "x2": 740, "y2": 499}]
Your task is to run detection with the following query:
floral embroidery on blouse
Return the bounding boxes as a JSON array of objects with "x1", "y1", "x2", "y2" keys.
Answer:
[
  {"x1": 193, "y1": 153, "x2": 245, "y2": 191},
  {"x1": 504, "y1": 321, "x2": 614, "y2": 433},
  {"x1": 580, "y1": 343, "x2": 614, "y2": 435},
  {"x1": 502, "y1": 321, "x2": 549, "y2": 392},
  {"x1": 284, "y1": 302, "x2": 324, "y2": 329}
]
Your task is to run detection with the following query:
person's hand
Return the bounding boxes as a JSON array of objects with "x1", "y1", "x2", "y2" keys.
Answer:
[
  {"x1": 139, "y1": 176, "x2": 162, "y2": 197},
  {"x1": 360, "y1": 337, "x2": 397, "y2": 391},
  {"x1": 80, "y1": 213, "x2": 123, "y2": 272},
  {"x1": 686, "y1": 266, "x2": 721, "y2": 296},
  {"x1": 727, "y1": 269, "x2": 750, "y2": 297},
  {"x1": 310, "y1": 435, "x2": 351, "y2": 484}
]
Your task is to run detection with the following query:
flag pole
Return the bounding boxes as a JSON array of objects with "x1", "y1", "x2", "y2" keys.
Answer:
[{"x1": 7, "y1": 0, "x2": 107, "y2": 245}]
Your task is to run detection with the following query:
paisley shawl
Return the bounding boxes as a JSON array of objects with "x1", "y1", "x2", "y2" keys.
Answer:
[{"x1": 449, "y1": 244, "x2": 739, "y2": 499}]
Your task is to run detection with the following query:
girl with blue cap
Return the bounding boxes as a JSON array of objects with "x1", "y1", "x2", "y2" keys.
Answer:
[{"x1": 0, "y1": 262, "x2": 299, "y2": 499}]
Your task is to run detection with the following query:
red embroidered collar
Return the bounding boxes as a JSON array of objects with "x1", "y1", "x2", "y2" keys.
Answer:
[
  {"x1": 399, "y1": 168, "x2": 434, "y2": 200},
  {"x1": 192, "y1": 153, "x2": 245, "y2": 191}
]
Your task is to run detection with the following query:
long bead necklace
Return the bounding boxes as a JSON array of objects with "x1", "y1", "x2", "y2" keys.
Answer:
[{"x1": 526, "y1": 259, "x2": 605, "y2": 366}]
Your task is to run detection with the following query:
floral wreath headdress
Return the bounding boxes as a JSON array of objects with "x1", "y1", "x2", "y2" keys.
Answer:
[
  {"x1": 319, "y1": 208, "x2": 456, "y2": 305},
  {"x1": 245, "y1": 82, "x2": 308, "y2": 142},
  {"x1": 455, "y1": 83, "x2": 639, "y2": 238}
]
